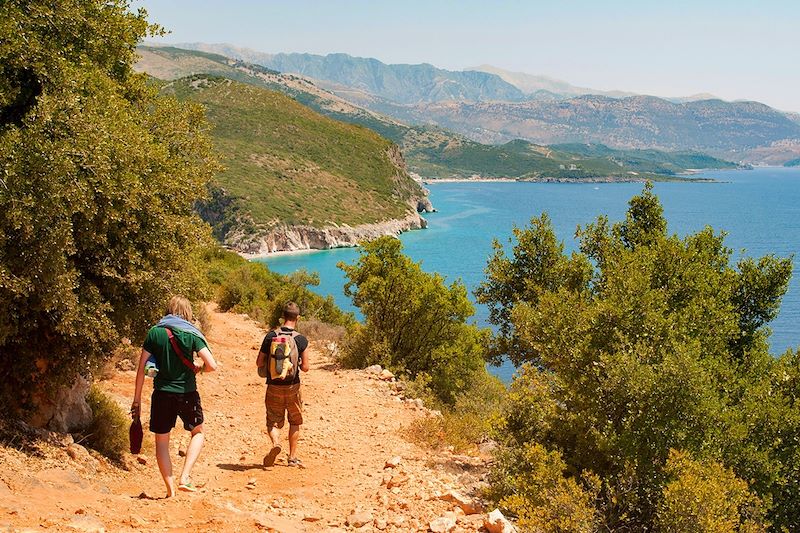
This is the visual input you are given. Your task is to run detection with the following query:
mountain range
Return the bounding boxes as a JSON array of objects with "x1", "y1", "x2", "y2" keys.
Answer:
[
  {"x1": 136, "y1": 46, "x2": 739, "y2": 180},
  {"x1": 167, "y1": 43, "x2": 800, "y2": 163}
]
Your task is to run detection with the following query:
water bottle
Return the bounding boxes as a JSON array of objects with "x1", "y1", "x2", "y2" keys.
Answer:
[{"x1": 145, "y1": 355, "x2": 158, "y2": 378}]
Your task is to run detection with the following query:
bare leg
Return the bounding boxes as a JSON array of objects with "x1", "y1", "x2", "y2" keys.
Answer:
[
  {"x1": 268, "y1": 424, "x2": 281, "y2": 447},
  {"x1": 154, "y1": 432, "x2": 175, "y2": 498},
  {"x1": 179, "y1": 424, "x2": 204, "y2": 486},
  {"x1": 263, "y1": 424, "x2": 282, "y2": 467},
  {"x1": 288, "y1": 424, "x2": 300, "y2": 459}
]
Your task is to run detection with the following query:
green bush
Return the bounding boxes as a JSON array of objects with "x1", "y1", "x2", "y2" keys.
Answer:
[
  {"x1": 657, "y1": 450, "x2": 766, "y2": 533},
  {"x1": 339, "y1": 236, "x2": 492, "y2": 404},
  {"x1": 80, "y1": 386, "x2": 129, "y2": 461},
  {"x1": 216, "y1": 260, "x2": 352, "y2": 328},
  {"x1": 479, "y1": 184, "x2": 797, "y2": 530},
  {"x1": 408, "y1": 370, "x2": 506, "y2": 452},
  {"x1": 0, "y1": 1, "x2": 217, "y2": 413},
  {"x1": 486, "y1": 441, "x2": 599, "y2": 532}
]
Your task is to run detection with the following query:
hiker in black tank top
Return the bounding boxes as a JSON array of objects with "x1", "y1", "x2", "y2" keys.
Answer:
[{"x1": 256, "y1": 302, "x2": 311, "y2": 468}]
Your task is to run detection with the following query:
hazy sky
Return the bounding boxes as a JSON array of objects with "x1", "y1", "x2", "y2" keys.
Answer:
[{"x1": 132, "y1": 0, "x2": 800, "y2": 111}]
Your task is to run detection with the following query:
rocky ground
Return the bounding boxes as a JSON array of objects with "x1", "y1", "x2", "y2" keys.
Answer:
[{"x1": 0, "y1": 305, "x2": 513, "y2": 532}]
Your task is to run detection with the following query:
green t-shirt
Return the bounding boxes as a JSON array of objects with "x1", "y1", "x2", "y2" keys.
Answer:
[{"x1": 143, "y1": 326, "x2": 208, "y2": 394}]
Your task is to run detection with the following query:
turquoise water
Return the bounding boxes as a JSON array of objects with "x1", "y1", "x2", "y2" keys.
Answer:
[{"x1": 258, "y1": 167, "x2": 800, "y2": 382}]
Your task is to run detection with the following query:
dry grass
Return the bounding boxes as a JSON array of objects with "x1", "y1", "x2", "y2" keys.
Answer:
[{"x1": 297, "y1": 318, "x2": 346, "y2": 343}]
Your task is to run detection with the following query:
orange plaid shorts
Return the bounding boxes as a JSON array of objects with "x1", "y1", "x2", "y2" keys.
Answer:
[{"x1": 265, "y1": 383, "x2": 303, "y2": 428}]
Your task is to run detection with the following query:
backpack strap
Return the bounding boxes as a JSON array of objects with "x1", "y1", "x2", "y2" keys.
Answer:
[{"x1": 165, "y1": 327, "x2": 199, "y2": 374}]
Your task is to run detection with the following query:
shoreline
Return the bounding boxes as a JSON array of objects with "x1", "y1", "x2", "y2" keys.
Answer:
[
  {"x1": 423, "y1": 175, "x2": 717, "y2": 184},
  {"x1": 235, "y1": 210, "x2": 428, "y2": 259},
  {"x1": 241, "y1": 243, "x2": 358, "y2": 260}
]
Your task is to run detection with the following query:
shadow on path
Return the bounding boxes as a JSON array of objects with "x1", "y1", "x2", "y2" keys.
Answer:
[{"x1": 217, "y1": 462, "x2": 264, "y2": 472}]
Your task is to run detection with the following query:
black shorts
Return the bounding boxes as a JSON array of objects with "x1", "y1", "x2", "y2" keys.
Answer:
[{"x1": 149, "y1": 390, "x2": 204, "y2": 434}]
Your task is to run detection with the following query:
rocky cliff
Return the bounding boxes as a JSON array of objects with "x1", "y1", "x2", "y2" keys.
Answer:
[{"x1": 233, "y1": 210, "x2": 429, "y2": 256}]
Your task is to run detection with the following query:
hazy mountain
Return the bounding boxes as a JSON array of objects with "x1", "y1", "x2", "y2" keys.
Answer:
[
  {"x1": 140, "y1": 45, "x2": 798, "y2": 163},
  {"x1": 469, "y1": 64, "x2": 638, "y2": 99},
  {"x1": 470, "y1": 64, "x2": 719, "y2": 103},
  {"x1": 136, "y1": 46, "x2": 740, "y2": 181},
  {"x1": 399, "y1": 95, "x2": 800, "y2": 154},
  {"x1": 172, "y1": 43, "x2": 527, "y2": 104}
]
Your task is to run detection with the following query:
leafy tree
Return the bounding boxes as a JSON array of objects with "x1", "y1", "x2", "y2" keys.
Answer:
[
  {"x1": 339, "y1": 236, "x2": 489, "y2": 403},
  {"x1": 480, "y1": 184, "x2": 797, "y2": 529},
  {"x1": 0, "y1": 1, "x2": 217, "y2": 414}
]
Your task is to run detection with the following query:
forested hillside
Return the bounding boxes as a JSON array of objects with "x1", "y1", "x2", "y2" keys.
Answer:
[{"x1": 159, "y1": 76, "x2": 427, "y2": 250}]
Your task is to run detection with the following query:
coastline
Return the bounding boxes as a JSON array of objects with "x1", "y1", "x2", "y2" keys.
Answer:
[
  {"x1": 235, "y1": 210, "x2": 428, "y2": 259},
  {"x1": 423, "y1": 175, "x2": 717, "y2": 184}
]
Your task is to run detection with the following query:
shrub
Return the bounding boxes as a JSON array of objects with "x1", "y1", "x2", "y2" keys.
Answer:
[
  {"x1": 657, "y1": 450, "x2": 766, "y2": 533},
  {"x1": 0, "y1": 1, "x2": 217, "y2": 414},
  {"x1": 339, "y1": 236, "x2": 491, "y2": 404},
  {"x1": 486, "y1": 442, "x2": 599, "y2": 532},
  {"x1": 79, "y1": 386, "x2": 129, "y2": 461},
  {"x1": 408, "y1": 370, "x2": 506, "y2": 452},
  {"x1": 296, "y1": 318, "x2": 345, "y2": 343},
  {"x1": 479, "y1": 184, "x2": 796, "y2": 529},
  {"x1": 216, "y1": 261, "x2": 353, "y2": 328}
]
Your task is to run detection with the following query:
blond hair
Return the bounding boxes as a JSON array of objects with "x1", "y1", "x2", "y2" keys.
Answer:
[{"x1": 166, "y1": 296, "x2": 193, "y2": 322}]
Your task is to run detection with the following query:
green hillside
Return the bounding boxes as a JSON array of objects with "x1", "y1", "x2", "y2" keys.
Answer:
[
  {"x1": 137, "y1": 46, "x2": 741, "y2": 182},
  {"x1": 159, "y1": 76, "x2": 423, "y2": 240},
  {"x1": 406, "y1": 138, "x2": 739, "y2": 180}
]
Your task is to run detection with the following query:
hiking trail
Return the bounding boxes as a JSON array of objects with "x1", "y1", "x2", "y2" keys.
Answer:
[{"x1": 0, "y1": 305, "x2": 493, "y2": 532}]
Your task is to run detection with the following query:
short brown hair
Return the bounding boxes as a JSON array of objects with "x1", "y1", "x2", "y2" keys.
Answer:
[
  {"x1": 282, "y1": 301, "x2": 300, "y2": 321},
  {"x1": 166, "y1": 296, "x2": 193, "y2": 322}
]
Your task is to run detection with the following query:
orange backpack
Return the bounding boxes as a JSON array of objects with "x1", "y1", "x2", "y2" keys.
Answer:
[{"x1": 266, "y1": 329, "x2": 300, "y2": 381}]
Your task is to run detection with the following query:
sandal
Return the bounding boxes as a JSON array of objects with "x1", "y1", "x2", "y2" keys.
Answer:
[
  {"x1": 178, "y1": 482, "x2": 198, "y2": 493},
  {"x1": 263, "y1": 445, "x2": 281, "y2": 467},
  {"x1": 287, "y1": 457, "x2": 305, "y2": 468}
]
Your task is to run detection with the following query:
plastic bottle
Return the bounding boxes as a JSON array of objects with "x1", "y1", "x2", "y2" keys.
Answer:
[{"x1": 145, "y1": 355, "x2": 158, "y2": 378}]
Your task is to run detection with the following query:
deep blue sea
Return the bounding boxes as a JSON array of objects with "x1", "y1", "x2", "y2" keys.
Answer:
[{"x1": 258, "y1": 167, "x2": 800, "y2": 382}]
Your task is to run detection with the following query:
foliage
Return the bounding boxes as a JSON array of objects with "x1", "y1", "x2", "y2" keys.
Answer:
[
  {"x1": 135, "y1": 46, "x2": 739, "y2": 182},
  {"x1": 0, "y1": 1, "x2": 217, "y2": 413},
  {"x1": 339, "y1": 236, "x2": 491, "y2": 404},
  {"x1": 407, "y1": 369, "x2": 506, "y2": 452},
  {"x1": 479, "y1": 183, "x2": 797, "y2": 529},
  {"x1": 657, "y1": 449, "x2": 766, "y2": 533},
  {"x1": 79, "y1": 386, "x2": 129, "y2": 461},
  {"x1": 486, "y1": 440, "x2": 600, "y2": 532},
  {"x1": 213, "y1": 251, "x2": 353, "y2": 329},
  {"x1": 160, "y1": 75, "x2": 424, "y2": 241}
]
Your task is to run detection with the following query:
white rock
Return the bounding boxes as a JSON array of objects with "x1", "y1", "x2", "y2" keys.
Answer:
[
  {"x1": 484, "y1": 509, "x2": 517, "y2": 533},
  {"x1": 364, "y1": 364, "x2": 383, "y2": 375},
  {"x1": 429, "y1": 516, "x2": 456, "y2": 532},
  {"x1": 384, "y1": 456, "x2": 402, "y2": 469},
  {"x1": 30, "y1": 376, "x2": 92, "y2": 433},
  {"x1": 347, "y1": 510, "x2": 373, "y2": 528},
  {"x1": 440, "y1": 490, "x2": 482, "y2": 515},
  {"x1": 379, "y1": 369, "x2": 394, "y2": 381}
]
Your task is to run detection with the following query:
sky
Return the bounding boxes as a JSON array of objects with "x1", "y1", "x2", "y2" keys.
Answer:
[{"x1": 131, "y1": 0, "x2": 800, "y2": 112}]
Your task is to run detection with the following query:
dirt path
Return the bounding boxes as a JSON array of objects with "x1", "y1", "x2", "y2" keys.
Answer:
[{"x1": 0, "y1": 306, "x2": 490, "y2": 532}]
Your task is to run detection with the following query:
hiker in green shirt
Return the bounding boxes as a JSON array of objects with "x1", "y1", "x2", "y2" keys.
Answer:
[{"x1": 132, "y1": 296, "x2": 218, "y2": 498}]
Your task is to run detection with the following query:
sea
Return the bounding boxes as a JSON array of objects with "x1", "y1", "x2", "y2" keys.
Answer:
[{"x1": 257, "y1": 167, "x2": 800, "y2": 382}]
